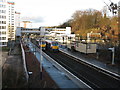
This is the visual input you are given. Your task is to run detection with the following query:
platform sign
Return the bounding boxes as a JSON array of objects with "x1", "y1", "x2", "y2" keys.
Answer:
[{"x1": 108, "y1": 47, "x2": 115, "y2": 65}]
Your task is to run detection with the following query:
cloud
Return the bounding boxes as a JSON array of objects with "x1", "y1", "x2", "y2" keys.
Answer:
[{"x1": 21, "y1": 16, "x2": 44, "y2": 23}]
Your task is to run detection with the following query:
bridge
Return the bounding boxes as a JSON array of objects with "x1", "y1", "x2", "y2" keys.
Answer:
[{"x1": 16, "y1": 27, "x2": 75, "y2": 42}]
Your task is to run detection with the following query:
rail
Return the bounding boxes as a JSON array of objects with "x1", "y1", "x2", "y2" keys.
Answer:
[
  {"x1": 31, "y1": 40, "x2": 120, "y2": 88},
  {"x1": 59, "y1": 49, "x2": 120, "y2": 81},
  {"x1": 42, "y1": 51, "x2": 92, "y2": 89}
]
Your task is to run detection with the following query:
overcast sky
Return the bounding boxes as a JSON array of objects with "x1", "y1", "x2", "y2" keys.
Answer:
[{"x1": 10, "y1": 0, "x2": 119, "y2": 27}]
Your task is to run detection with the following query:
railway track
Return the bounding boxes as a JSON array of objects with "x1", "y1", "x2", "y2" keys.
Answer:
[
  {"x1": 31, "y1": 39, "x2": 120, "y2": 88},
  {"x1": 44, "y1": 50, "x2": 120, "y2": 89}
]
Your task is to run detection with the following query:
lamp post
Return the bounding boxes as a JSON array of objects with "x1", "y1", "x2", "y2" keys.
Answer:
[{"x1": 39, "y1": 39, "x2": 43, "y2": 80}]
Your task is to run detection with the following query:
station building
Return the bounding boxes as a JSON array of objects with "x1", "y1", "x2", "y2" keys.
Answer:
[{"x1": 45, "y1": 27, "x2": 75, "y2": 42}]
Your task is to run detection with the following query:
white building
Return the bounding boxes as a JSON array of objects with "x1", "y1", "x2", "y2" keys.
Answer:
[
  {"x1": 45, "y1": 27, "x2": 75, "y2": 42},
  {"x1": 50, "y1": 27, "x2": 71, "y2": 35},
  {"x1": 7, "y1": 1, "x2": 15, "y2": 40},
  {"x1": 0, "y1": 0, "x2": 8, "y2": 47}
]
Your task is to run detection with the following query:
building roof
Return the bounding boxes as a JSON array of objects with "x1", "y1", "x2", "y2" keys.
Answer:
[{"x1": 7, "y1": 1, "x2": 15, "y2": 5}]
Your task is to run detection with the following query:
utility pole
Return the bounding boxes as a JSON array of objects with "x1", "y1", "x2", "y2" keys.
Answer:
[{"x1": 39, "y1": 38, "x2": 43, "y2": 80}]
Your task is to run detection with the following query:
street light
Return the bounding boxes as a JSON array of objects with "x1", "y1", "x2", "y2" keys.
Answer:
[{"x1": 39, "y1": 39, "x2": 43, "y2": 80}]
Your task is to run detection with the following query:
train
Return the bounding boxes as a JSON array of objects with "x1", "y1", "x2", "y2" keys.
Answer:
[
  {"x1": 45, "y1": 40, "x2": 59, "y2": 51},
  {"x1": 39, "y1": 41, "x2": 46, "y2": 50},
  {"x1": 39, "y1": 40, "x2": 59, "y2": 51}
]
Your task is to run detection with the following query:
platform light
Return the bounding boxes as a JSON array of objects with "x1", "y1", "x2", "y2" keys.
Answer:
[{"x1": 39, "y1": 38, "x2": 43, "y2": 80}]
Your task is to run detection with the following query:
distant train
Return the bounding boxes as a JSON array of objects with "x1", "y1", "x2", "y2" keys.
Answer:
[
  {"x1": 38, "y1": 40, "x2": 59, "y2": 51},
  {"x1": 45, "y1": 40, "x2": 59, "y2": 51},
  {"x1": 39, "y1": 41, "x2": 46, "y2": 50}
]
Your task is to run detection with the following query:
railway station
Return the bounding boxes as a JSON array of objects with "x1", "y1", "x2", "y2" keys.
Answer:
[
  {"x1": 1, "y1": 0, "x2": 120, "y2": 89},
  {"x1": 2, "y1": 25, "x2": 120, "y2": 89}
]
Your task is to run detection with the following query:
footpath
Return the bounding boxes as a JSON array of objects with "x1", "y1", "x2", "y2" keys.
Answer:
[
  {"x1": 2, "y1": 43, "x2": 27, "y2": 88},
  {"x1": 23, "y1": 45, "x2": 59, "y2": 88}
]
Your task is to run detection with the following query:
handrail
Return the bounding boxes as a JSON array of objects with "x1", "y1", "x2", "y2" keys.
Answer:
[{"x1": 20, "y1": 41, "x2": 29, "y2": 83}]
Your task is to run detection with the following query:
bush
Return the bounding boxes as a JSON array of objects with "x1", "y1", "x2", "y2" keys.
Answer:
[{"x1": 2, "y1": 47, "x2": 10, "y2": 51}]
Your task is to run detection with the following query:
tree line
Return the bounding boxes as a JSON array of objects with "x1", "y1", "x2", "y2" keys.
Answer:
[{"x1": 58, "y1": 8, "x2": 118, "y2": 43}]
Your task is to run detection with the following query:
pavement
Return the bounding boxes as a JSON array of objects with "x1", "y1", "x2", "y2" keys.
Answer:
[
  {"x1": 59, "y1": 44, "x2": 120, "y2": 76},
  {"x1": 2, "y1": 43, "x2": 28, "y2": 88}
]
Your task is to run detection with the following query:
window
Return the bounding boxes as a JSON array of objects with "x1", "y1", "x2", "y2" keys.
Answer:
[
  {"x1": 0, "y1": 15, "x2": 6, "y2": 19},
  {"x1": 2, "y1": 31, "x2": 6, "y2": 34},
  {"x1": 0, "y1": 21, "x2": 6, "y2": 24},
  {"x1": 1, "y1": 26, "x2": 6, "y2": 29},
  {"x1": 2, "y1": 37, "x2": 6, "y2": 40},
  {"x1": 0, "y1": 31, "x2": 6, "y2": 35},
  {"x1": 0, "y1": 10, "x2": 5, "y2": 13},
  {"x1": 2, "y1": 42, "x2": 7, "y2": 45},
  {"x1": 0, "y1": 4, "x2": 6, "y2": 8}
]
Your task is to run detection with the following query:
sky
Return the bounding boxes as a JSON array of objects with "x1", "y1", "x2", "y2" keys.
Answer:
[{"x1": 9, "y1": 0, "x2": 120, "y2": 27}]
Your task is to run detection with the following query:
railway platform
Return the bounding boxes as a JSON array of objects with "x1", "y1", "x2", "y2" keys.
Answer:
[
  {"x1": 28, "y1": 42, "x2": 81, "y2": 88},
  {"x1": 26, "y1": 41, "x2": 119, "y2": 88},
  {"x1": 59, "y1": 44, "x2": 120, "y2": 76},
  {"x1": 23, "y1": 45, "x2": 59, "y2": 88}
]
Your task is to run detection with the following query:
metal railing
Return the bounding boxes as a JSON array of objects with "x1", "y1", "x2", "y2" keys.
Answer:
[{"x1": 20, "y1": 41, "x2": 29, "y2": 83}]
